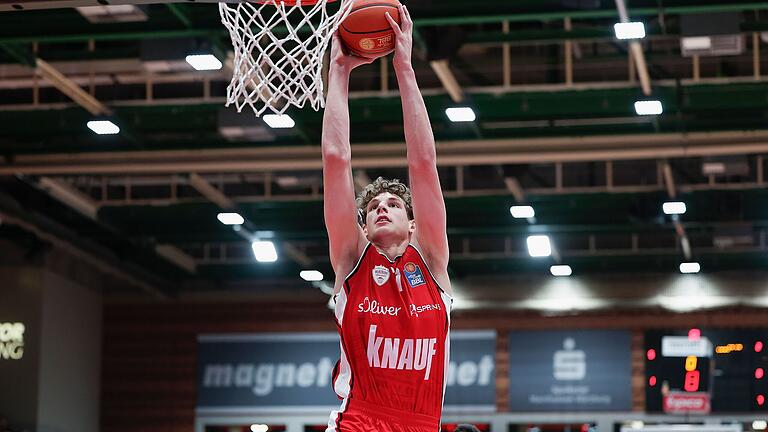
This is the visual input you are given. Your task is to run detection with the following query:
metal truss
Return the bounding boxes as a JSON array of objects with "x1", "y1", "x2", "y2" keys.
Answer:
[
  {"x1": 3, "y1": 130, "x2": 768, "y2": 176},
  {"x1": 31, "y1": 149, "x2": 766, "y2": 206},
  {"x1": 182, "y1": 226, "x2": 768, "y2": 266}
]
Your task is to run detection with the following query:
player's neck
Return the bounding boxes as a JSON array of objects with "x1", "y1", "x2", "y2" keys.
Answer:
[{"x1": 372, "y1": 237, "x2": 410, "y2": 261}]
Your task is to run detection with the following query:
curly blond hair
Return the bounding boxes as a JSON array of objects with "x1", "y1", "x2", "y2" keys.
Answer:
[{"x1": 356, "y1": 177, "x2": 414, "y2": 222}]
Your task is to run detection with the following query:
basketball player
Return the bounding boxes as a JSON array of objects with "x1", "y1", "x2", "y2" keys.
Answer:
[{"x1": 322, "y1": 3, "x2": 453, "y2": 432}]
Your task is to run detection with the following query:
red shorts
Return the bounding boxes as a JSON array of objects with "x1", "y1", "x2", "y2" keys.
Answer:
[{"x1": 329, "y1": 398, "x2": 439, "y2": 432}]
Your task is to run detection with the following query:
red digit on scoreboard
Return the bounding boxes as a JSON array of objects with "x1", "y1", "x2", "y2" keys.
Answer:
[{"x1": 684, "y1": 370, "x2": 700, "y2": 392}]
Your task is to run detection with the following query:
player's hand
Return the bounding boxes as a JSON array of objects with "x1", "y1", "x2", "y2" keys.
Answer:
[
  {"x1": 330, "y1": 31, "x2": 375, "y2": 73},
  {"x1": 385, "y1": 3, "x2": 413, "y2": 71}
]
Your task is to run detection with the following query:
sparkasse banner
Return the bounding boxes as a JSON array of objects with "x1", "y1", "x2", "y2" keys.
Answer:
[
  {"x1": 508, "y1": 330, "x2": 632, "y2": 411},
  {"x1": 196, "y1": 330, "x2": 496, "y2": 413}
]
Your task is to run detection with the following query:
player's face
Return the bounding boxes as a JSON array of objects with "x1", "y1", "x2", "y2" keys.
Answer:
[{"x1": 363, "y1": 192, "x2": 414, "y2": 242}]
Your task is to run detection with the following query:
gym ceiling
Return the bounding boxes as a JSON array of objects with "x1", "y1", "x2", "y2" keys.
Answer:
[{"x1": 1, "y1": 0, "x2": 767, "y2": 308}]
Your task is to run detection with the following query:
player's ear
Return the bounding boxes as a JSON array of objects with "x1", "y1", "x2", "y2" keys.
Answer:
[{"x1": 409, "y1": 219, "x2": 415, "y2": 233}]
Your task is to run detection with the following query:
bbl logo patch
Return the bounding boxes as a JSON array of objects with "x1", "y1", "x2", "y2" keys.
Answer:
[
  {"x1": 372, "y1": 265, "x2": 389, "y2": 286},
  {"x1": 403, "y1": 262, "x2": 426, "y2": 288}
]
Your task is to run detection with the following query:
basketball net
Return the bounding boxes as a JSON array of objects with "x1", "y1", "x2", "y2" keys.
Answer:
[{"x1": 219, "y1": 0, "x2": 355, "y2": 116}]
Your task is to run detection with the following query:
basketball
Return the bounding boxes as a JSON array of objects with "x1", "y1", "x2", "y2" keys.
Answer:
[{"x1": 339, "y1": 0, "x2": 401, "y2": 58}]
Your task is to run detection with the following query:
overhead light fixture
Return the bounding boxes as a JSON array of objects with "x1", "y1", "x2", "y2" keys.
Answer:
[
  {"x1": 702, "y1": 162, "x2": 726, "y2": 175},
  {"x1": 263, "y1": 114, "x2": 296, "y2": 129},
  {"x1": 510, "y1": 205, "x2": 535, "y2": 219},
  {"x1": 300, "y1": 270, "x2": 324, "y2": 282},
  {"x1": 252, "y1": 240, "x2": 278, "y2": 263},
  {"x1": 634, "y1": 100, "x2": 663, "y2": 115},
  {"x1": 217, "y1": 212, "x2": 244, "y2": 226},
  {"x1": 445, "y1": 107, "x2": 476, "y2": 122},
  {"x1": 663, "y1": 201, "x2": 687, "y2": 215},
  {"x1": 679, "y1": 262, "x2": 701, "y2": 274},
  {"x1": 550, "y1": 265, "x2": 572, "y2": 277},
  {"x1": 185, "y1": 54, "x2": 223, "y2": 71},
  {"x1": 752, "y1": 420, "x2": 767, "y2": 431},
  {"x1": 526, "y1": 235, "x2": 552, "y2": 257},
  {"x1": 87, "y1": 120, "x2": 120, "y2": 135},
  {"x1": 613, "y1": 22, "x2": 646, "y2": 40},
  {"x1": 76, "y1": 4, "x2": 148, "y2": 23},
  {"x1": 681, "y1": 36, "x2": 712, "y2": 51},
  {"x1": 250, "y1": 425, "x2": 269, "y2": 432}
]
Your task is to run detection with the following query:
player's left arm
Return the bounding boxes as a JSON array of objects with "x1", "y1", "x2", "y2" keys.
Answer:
[{"x1": 386, "y1": 5, "x2": 452, "y2": 295}]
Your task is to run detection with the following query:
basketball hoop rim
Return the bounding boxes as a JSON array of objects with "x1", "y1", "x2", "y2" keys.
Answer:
[{"x1": 251, "y1": 0, "x2": 336, "y2": 5}]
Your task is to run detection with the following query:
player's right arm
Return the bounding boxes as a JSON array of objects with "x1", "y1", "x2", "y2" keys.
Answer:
[{"x1": 322, "y1": 34, "x2": 373, "y2": 293}]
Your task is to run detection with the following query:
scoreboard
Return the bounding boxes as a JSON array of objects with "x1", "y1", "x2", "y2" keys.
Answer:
[{"x1": 645, "y1": 329, "x2": 768, "y2": 413}]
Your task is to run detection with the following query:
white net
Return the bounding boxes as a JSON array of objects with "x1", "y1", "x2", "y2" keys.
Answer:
[{"x1": 219, "y1": 0, "x2": 354, "y2": 116}]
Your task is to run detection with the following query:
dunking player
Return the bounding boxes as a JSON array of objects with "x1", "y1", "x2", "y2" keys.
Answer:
[{"x1": 322, "y1": 4, "x2": 453, "y2": 432}]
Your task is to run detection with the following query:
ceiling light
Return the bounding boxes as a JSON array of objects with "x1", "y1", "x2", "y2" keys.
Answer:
[
  {"x1": 86, "y1": 120, "x2": 120, "y2": 135},
  {"x1": 263, "y1": 114, "x2": 295, "y2": 129},
  {"x1": 550, "y1": 265, "x2": 572, "y2": 277},
  {"x1": 251, "y1": 425, "x2": 269, "y2": 432},
  {"x1": 663, "y1": 201, "x2": 687, "y2": 215},
  {"x1": 445, "y1": 107, "x2": 476, "y2": 122},
  {"x1": 634, "y1": 100, "x2": 663, "y2": 115},
  {"x1": 752, "y1": 420, "x2": 767, "y2": 431},
  {"x1": 614, "y1": 22, "x2": 646, "y2": 40},
  {"x1": 300, "y1": 270, "x2": 324, "y2": 282},
  {"x1": 681, "y1": 36, "x2": 712, "y2": 51},
  {"x1": 185, "y1": 54, "x2": 223, "y2": 71},
  {"x1": 526, "y1": 235, "x2": 552, "y2": 257},
  {"x1": 679, "y1": 262, "x2": 701, "y2": 274},
  {"x1": 217, "y1": 212, "x2": 244, "y2": 225},
  {"x1": 510, "y1": 205, "x2": 535, "y2": 219},
  {"x1": 76, "y1": 5, "x2": 147, "y2": 23},
  {"x1": 252, "y1": 240, "x2": 278, "y2": 263}
]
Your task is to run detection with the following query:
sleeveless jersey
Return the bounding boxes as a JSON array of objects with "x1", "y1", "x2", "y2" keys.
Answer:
[{"x1": 329, "y1": 243, "x2": 452, "y2": 428}]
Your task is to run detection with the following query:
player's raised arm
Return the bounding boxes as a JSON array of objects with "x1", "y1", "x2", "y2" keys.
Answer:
[
  {"x1": 385, "y1": 6, "x2": 451, "y2": 293},
  {"x1": 322, "y1": 34, "x2": 373, "y2": 291}
]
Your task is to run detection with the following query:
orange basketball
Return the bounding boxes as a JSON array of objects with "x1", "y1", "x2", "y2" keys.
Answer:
[{"x1": 339, "y1": 0, "x2": 401, "y2": 59}]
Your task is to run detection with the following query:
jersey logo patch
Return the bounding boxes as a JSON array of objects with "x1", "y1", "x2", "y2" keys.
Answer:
[
  {"x1": 372, "y1": 265, "x2": 390, "y2": 286},
  {"x1": 404, "y1": 262, "x2": 426, "y2": 287}
]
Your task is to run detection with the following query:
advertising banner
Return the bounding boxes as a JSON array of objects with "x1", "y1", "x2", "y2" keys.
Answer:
[
  {"x1": 508, "y1": 330, "x2": 632, "y2": 411},
  {"x1": 197, "y1": 330, "x2": 496, "y2": 413}
]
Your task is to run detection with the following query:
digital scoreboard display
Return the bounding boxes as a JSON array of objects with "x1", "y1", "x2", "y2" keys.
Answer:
[{"x1": 645, "y1": 329, "x2": 768, "y2": 413}]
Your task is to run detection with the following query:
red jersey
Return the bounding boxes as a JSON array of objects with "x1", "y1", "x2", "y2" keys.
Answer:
[{"x1": 328, "y1": 242, "x2": 452, "y2": 431}]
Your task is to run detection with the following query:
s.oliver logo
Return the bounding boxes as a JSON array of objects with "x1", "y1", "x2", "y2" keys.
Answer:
[
  {"x1": 0, "y1": 322, "x2": 25, "y2": 360},
  {"x1": 358, "y1": 297, "x2": 401, "y2": 316}
]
